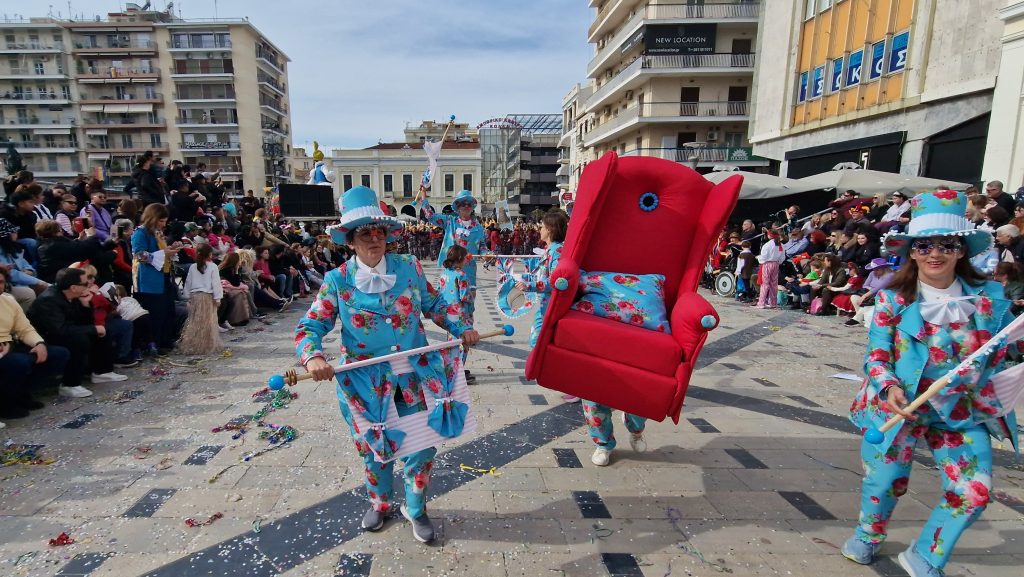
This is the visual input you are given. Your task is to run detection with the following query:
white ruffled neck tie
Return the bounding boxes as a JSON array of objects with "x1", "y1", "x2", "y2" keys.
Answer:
[
  {"x1": 354, "y1": 258, "x2": 396, "y2": 295},
  {"x1": 918, "y1": 280, "x2": 975, "y2": 326}
]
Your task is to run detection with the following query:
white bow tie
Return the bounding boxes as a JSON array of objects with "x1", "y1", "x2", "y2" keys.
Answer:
[
  {"x1": 355, "y1": 267, "x2": 396, "y2": 294},
  {"x1": 920, "y1": 295, "x2": 976, "y2": 326}
]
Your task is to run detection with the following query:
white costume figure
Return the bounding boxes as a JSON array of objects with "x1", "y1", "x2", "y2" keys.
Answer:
[{"x1": 306, "y1": 141, "x2": 335, "y2": 186}]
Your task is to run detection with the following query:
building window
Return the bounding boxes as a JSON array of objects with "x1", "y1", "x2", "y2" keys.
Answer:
[
  {"x1": 383, "y1": 174, "x2": 393, "y2": 193},
  {"x1": 402, "y1": 174, "x2": 413, "y2": 197},
  {"x1": 121, "y1": 133, "x2": 133, "y2": 148},
  {"x1": 463, "y1": 174, "x2": 472, "y2": 191},
  {"x1": 343, "y1": 174, "x2": 353, "y2": 191},
  {"x1": 804, "y1": 0, "x2": 815, "y2": 19},
  {"x1": 34, "y1": 60, "x2": 44, "y2": 75},
  {"x1": 444, "y1": 173, "x2": 454, "y2": 192},
  {"x1": 150, "y1": 133, "x2": 162, "y2": 147},
  {"x1": 71, "y1": 155, "x2": 81, "y2": 172},
  {"x1": 48, "y1": 155, "x2": 58, "y2": 171},
  {"x1": 361, "y1": 174, "x2": 370, "y2": 187}
]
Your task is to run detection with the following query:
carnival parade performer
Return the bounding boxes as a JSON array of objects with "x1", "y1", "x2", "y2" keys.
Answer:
[
  {"x1": 413, "y1": 187, "x2": 491, "y2": 381},
  {"x1": 842, "y1": 190, "x2": 1021, "y2": 577},
  {"x1": 437, "y1": 245, "x2": 474, "y2": 330},
  {"x1": 516, "y1": 211, "x2": 579, "y2": 404},
  {"x1": 294, "y1": 186, "x2": 480, "y2": 544}
]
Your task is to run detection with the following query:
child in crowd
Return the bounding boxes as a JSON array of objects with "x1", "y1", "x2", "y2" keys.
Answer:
[
  {"x1": 735, "y1": 241, "x2": 756, "y2": 302},
  {"x1": 72, "y1": 262, "x2": 136, "y2": 372},
  {"x1": 437, "y1": 245, "x2": 474, "y2": 334},
  {"x1": 112, "y1": 284, "x2": 155, "y2": 357},
  {"x1": 178, "y1": 244, "x2": 223, "y2": 354}
]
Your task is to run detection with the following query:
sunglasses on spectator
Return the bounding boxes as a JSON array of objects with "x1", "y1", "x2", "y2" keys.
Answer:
[
  {"x1": 910, "y1": 238, "x2": 963, "y2": 255},
  {"x1": 63, "y1": 200, "x2": 77, "y2": 204}
]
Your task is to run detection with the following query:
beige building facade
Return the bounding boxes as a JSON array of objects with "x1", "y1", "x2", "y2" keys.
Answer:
[
  {"x1": 579, "y1": 0, "x2": 765, "y2": 171},
  {"x1": 0, "y1": 5, "x2": 291, "y2": 192},
  {"x1": 750, "y1": 0, "x2": 1004, "y2": 184},
  {"x1": 981, "y1": 1, "x2": 1024, "y2": 192},
  {"x1": 328, "y1": 122, "x2": 482, "y2": 213}
]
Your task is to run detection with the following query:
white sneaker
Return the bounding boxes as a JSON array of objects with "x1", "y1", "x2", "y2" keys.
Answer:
[
  {"x1": 591, "y1": 447, "x2": 612, "y2": 467},
  {"x1": 0, "y1": 421, "x2": 6, "y2": 429},
  {"x1": 59, "y1": 385, "x2": 94, "y2": 398},
  {"x1": 220, "y1": 321, "x2": 234, "y2": 331},
  {"x1": 629, "y1": 433, "x2": 648, "y2": 453},
  {"x1": 91, "y1": 372, "x2": 128, "y2": 383}
]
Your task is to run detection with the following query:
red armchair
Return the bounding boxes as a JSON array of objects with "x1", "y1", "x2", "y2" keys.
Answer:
[{"x1": 524, "y1": 152, "x2": 741, "y2": 423}]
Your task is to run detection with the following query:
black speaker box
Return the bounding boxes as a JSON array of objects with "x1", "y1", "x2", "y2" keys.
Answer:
[{"x1": 277, "y1": 184, "x2": 337, "y2": 218}]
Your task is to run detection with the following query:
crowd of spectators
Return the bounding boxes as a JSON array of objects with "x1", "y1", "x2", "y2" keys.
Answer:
[{"x1": 716, "y1": 184, "x2": 1024, "y2": 325}]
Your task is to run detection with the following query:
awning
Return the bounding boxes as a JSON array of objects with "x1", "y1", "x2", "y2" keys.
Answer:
[
  {"x1": 33, "y1": 128, "x2": 71, "y2": 135},
  {"x1": 127, "y1": 103, "x2": 153, "y2": 113},
  {"x1": 555, "y1": 164, "x2": 569, "y2": 177},
  {"x1": 81, "y1": 104, "x2": 104, "y2": 112},
  {"x1": 104, "y1": 104, "x2": 130, "y2": 113},
  {"x1": 86, "y1": 129, "x2": 108, "y2": 136},
  {"x1": 88, "y1": 153, "x2": 111, "y2": 160}
]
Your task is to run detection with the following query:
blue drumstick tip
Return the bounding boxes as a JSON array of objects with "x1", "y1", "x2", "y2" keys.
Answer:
[
  {"x1": 503, "y1": 324, "x2": 515, "y2": 336},
  {"x1": 864, "y1": 429, "x2": 884, "y2": 444},
  {"x1": 268, "y1": 375, "x2": 285, "y2": 391}
]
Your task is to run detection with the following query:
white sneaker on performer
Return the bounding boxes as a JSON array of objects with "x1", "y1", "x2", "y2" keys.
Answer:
[
  {"x1": 591, "y1": 447, "x2": 612, "y2": 467},
  {"x1": 91, "y1": 372, "x2": 128, "y2": 383},
  {"x1": 629, "y1": 432, "x2": 648, "y2": 453},
  {"x1": 219, "y1": 321, "x2": 234, "y2": 332},
  {"x1": 59, "y1": 385, "x2": 94, "y2": 398}
]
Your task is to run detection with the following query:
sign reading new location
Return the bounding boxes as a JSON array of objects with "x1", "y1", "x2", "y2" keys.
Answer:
[{"x1": 644, "y1": 24, "x2": 717, "y2": 55}]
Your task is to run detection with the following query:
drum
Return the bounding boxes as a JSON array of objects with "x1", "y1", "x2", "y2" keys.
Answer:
[{"x1": 713, "y1": 271, "x2": 736, "y2": 297}]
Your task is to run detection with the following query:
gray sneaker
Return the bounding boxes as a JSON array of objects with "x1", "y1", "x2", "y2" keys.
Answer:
[
  {"x1": 841, "y1": 536, "x2": 880, "y2": 565},
  {"x1": 400, "y1": 504, "x2": 435, "y2": 543},
  {"x1": 360, "y1": 507, "x2": 387, "y2": 532}
]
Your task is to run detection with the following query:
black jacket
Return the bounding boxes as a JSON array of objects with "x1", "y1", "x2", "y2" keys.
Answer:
[
  {"x1": 0, "y1": 203, "x2": 38, "y2": 239},
  {"x1": 137, "y1": 167, "x2": 165, "y2": 207},
  {"x1": 27, "y1": 285, "x2": 97, "y2": 344},
  {"x1": 37, "y1": 236, "x2": 116, "y2": 284}
]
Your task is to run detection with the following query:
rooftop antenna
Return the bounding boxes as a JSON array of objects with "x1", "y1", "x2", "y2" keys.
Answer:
[{"x1": 213, "y1": 0, "x2": 218, "y2": 19}]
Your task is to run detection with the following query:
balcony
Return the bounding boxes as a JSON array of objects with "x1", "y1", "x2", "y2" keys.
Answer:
[
  {"x1": 259, "y1": 100, "x2": 287, "y2": 115},
  {"x1": 76, "y1": 66, "x2": 160, "y2": 82},
  {"x1": 167, "y1": 38, "x2": 233, "y2": 50},
  {"x1": 86, "y1": 143, "x2": 168, "y2": 153},
  {"x1": 588, "y1": 2, "x2": 760, "y2": 77},
  {"x1": 179, "y1": 141, "x2": 240, "y2": 151},
  {"x1": 261, "y1": 121, "x2": 288, "y2": 136},
  {"x1": 0, "y1": 92, "x2": 71, "y2": 105},
  {"x1": 177, "y1": 117, "x2": 238, "y2": 128},
  {"x1": 173, "y1": 91, "x2": 236, "y2": 102},
  {"x1": 171, "y1": 67, "x2": 233, "y2": 78},
  {"x1": 621, "y1": 146, "x2": 766, "y2": 167},
  {"x1": 584, "y1": 100, "x2": 750, "y2": 146},
  {"x1": 258, "y1": 78, "x2": 287, "y2": 97},
  {"x1": 589, "y1": 0, "x2": 631, "y2": 42},
  {"x1": 81, "y1": 118, "x2": 166, "y2": 129},
  {"x1": 7, "y1": 141, "x2": 77, "y2": 154},
  {"x1": 72, "y1": 39, "x2": 157, "y2": 54},
  {"x1": 586, "y1": 53, "x2": 755, "y2": 112},
  {"x1": 79, "y1": 93, "x2": 163, "y2": 105},
  {"x1": 0, "y1": 68, "x2": 66, "y2": 80},
  {"x1": 1, "y1": 118, "x2": 76, "y2": 128},
  {"x1": 0, "y1": 41, "x2": 64, "y2": 53},
  {"x1": 255, "y1": 51, "x2": 285, "y2": 74}
]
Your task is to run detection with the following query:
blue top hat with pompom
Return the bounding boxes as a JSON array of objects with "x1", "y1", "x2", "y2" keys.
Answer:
[
  {"x1": 881, "y1": 190, "x2": 992, "y2": 258},
  {"x1": 328, "y1": 186, "x2": 403, "y2": 244},
  {"x1": 450, "y1": 190, "x2": 477, "y2": 212}
]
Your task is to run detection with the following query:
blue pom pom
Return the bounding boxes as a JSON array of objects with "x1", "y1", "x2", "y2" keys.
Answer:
[
  {"x1": 503, "y1": 324, "x2": 515, "y2": 336},
  {"x1": 450, "y1": 114, "x2": 456, "y2": 121},
  {"x1": 268, "y1": 375, "x2": 286, "y2": 391},
  {"x1": 864, "y1": 429, "x2": 884, "y2": 444},
  {"x1": 554, "y1": 278, "x2": 569, "y2": 291},
  {"x1": 700, "y1": 315, "x2": 717, "y2": 329}
]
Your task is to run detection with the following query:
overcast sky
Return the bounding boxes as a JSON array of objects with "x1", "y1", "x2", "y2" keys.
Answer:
[{"x1": 0, "y1": 0, "x2": 592, "y2": 152}]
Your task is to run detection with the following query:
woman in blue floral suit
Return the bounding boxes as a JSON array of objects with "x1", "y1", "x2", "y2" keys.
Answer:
[
  {"x1": 841, "y1": 190, "x2": 1021, "y2": 577},
  {"x1": 296, "y1": 186, "x2": 479, "y2": 544}
]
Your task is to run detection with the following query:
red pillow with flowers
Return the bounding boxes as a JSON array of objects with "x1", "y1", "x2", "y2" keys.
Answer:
[{"x1": 570, "y1": 271, "x2": 671, "y2": 333}]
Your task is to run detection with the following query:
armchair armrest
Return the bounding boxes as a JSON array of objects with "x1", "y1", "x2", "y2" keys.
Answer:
[
  {"x1": 669, "y1": 291, "x2": 718, "y2": 354},
  {"x1": 524, "y1": 257, "x2": 580, "y2": 380}
]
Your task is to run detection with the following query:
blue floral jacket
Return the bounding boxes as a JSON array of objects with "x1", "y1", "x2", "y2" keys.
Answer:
[
  {"x1": 413, "y1": 199, "x2": 490, "y2": 285},
  {"x1": 850, "y1": 279, "x2": 1020, "y2": 453}
]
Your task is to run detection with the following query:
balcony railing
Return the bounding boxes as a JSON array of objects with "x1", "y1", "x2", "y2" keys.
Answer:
[
  {"x1": 77, "y1": 66, "x2": 160, "y2": 78},
  {"x1": 73, "y1": 39, "x2": 156, "y2": 50},
  {"x1": 645, "y1": 100, "x2": 750, "y2": 117},
  {"x1": 2, "y1": 42, "x2": 64, "y2": 51},
  {"x1": 0, "y1": 92, "x2": 69, "y2": 102},
  {"x1": 255, "y1": 51, "x2": 284, "y2": 71},
  {"x1": 647, "y1": 2, "x2": 761, "y2": 20},
  {"x1": 9, "y1": 141, "x2": 77, "y2": 150},
  {"x1": 177, "y1": 117, "x2": 238, "y2": 125},
  {"x1": 167, "y1": 38, "x2": 232, "y2": 49},
  {"x1": 258, "y1": 77, "x2": 286, "y2": 92},
  {"x1": 173, "y1": 91, "x2": 236, "y2": 100},
  {"x1": 588, "y1": 54, "x2": 755, "y2": 110},
  {"x1": 171, "y1": 66, "x2": 233, "y2": 76},
  {"x1": 79, "y1": 92, "x2": 163, "y2": 103},
  {"x1": 83, "y1": 118, "x2": 165, "y2": 126},
  {"x1": 622, "y1": 146, "x2": 762, "y2": 164},
  {"x1": 4, "y1": 117, "x2": 77, "y2": 126},
  {"x1": 259, "y1": 100, "x2": 287, "y2": 113}
]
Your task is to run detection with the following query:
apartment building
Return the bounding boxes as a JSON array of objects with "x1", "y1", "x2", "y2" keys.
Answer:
[
  {"x1": 0, "y1": 20, "x2": 81, "y2": 181},
  {"x1": 750, "y1": 0, "x2": 1005, "y2": 185},
  {"x1": 982, "y1": 1, "x2": 1024, "y2": 190},
  {"x1": 480, "y1": 114, "x2": 563, "y2": 217},
  {"x1": 0, "y1": 3, "x2": 291, "y2": 192},
  {"x1": 580, "y1": 0, "x2": 764, "y2": 172},
  {"x1": 328, "y1": 121, "x2": 483, "y2": 214},
  {"x1": 558, "y1": 82, "x2": 595, "y2": 205}
]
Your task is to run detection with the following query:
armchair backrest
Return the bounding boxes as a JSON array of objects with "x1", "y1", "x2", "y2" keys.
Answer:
[{"x1": 563, "y1": 152, "x2": 741, "y2": 306}]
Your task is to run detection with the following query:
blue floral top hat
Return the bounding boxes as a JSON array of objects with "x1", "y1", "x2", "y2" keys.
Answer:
[
  {"x1": 881, "y1": 189, "x2": 993, "y2": 258},
  {"x1": 450, "y1": 190, "x2": 477, "y2": 212},
  {"x1": 328, "y1": 186, "x2": 403, "y2": 244}
]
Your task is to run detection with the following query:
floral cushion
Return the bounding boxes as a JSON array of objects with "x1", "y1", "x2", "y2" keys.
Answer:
[{"x1": 570, "y1": 271, "x2": 671, "y2": 333}]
